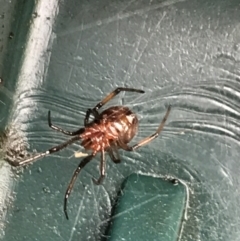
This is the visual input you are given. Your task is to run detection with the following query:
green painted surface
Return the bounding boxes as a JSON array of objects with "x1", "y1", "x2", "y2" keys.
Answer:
[{"x1": 106, "y1": 174, "x2": 186, "y2": 241}]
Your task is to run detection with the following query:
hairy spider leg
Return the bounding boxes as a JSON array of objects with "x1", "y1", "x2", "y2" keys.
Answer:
[
  {"x1": 64, "y1": 152, "x2": 96, "y2": 220},
  {"x1": 6, "y1": 135, "x2": 81, "y2": 167},
  {"x1": 117, "y1": 105, "x2": 171, "y2": 151},
  {"x1": 48, "y1": 110, "x2": 85, "y2": 136}
]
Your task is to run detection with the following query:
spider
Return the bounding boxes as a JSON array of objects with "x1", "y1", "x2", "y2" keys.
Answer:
[{"x1": 7, "y1": 87, "x2": 171, "y2": 219}]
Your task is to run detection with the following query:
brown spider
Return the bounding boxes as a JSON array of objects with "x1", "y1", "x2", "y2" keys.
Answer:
[{"x1": 7, "y1": 87, "x2": 171, "y2": 219}]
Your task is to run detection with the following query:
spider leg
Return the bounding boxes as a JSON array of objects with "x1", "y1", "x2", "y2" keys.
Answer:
[
  {"x1": 48, "y1": 111, "x2": 84, "y2": 136},
  {"x1": 64, "y1": 153, "x2": 95, "y2": 220},
  {"x1": 108, "y1": 143, "x2": 121, "y2": 164},
  {"x1": 92, "y1": 149, "x2": 106, "y2": 185},
  {"x1": 93, "y1": 87, "x2": 144, "y2": 111},
  {"x1": 6, "y1": 135, "x2": 80, "y2": 167},
  {"x1": 84, "y1": 108, "x2": 100, "y2": 126},
  {"x1": 118, "y1": 105, "x2": 171, "y2": 151}
]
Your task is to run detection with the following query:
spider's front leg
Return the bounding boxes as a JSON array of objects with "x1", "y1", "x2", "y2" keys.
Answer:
[
  {"x1": 48, "y1": 111, "x2": 84, "y2": 136},
  {"x1": 93, "y1": 87, "x2": 144, "y2": 111},
  {"x1": 84, "y1": 87, "x2": 144, "y2": 127}
]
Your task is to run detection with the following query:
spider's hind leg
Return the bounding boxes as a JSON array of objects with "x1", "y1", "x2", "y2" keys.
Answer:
[
  {"x1": 92, "y1": 149, "x2": 106, "y2": 185},
  {"x1": 7, "y1": 135, "x2": 81, "y2": 167}
]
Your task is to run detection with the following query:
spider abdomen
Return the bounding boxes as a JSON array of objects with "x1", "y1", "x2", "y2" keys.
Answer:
[{"x1": 80, "y1": 106, "x2": 139, "y2": 151}]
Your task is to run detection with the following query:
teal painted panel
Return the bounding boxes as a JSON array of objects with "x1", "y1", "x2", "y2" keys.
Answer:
[{"x1": 107, "y1": 174, "x2": 186, "y2": 241}]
